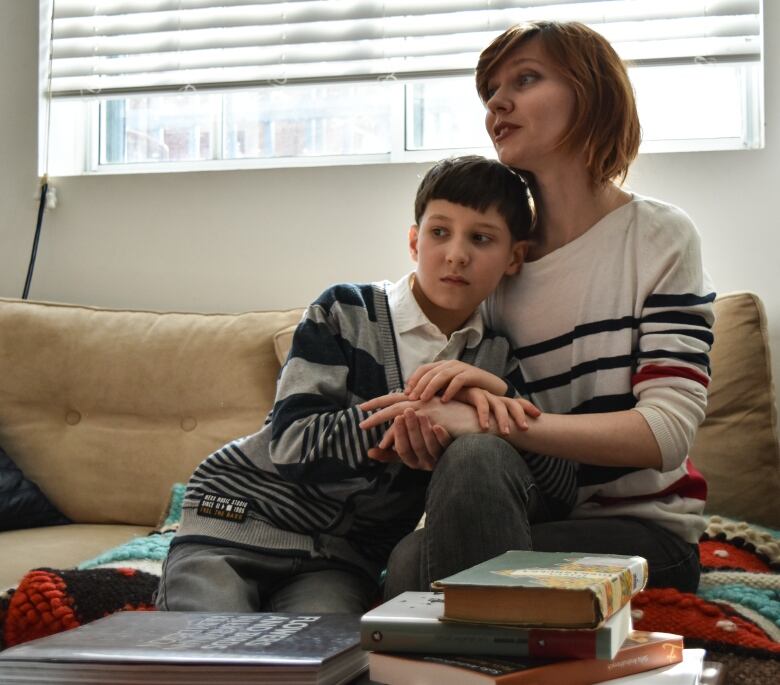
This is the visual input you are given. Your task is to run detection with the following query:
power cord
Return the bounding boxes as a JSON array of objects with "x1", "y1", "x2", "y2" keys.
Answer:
[
  {"x1": 22, "y1": 177, "x2": 49, "y2": 300},
  {"x1": 24, "y1": 0, "x2": 57, "y2": 299}
]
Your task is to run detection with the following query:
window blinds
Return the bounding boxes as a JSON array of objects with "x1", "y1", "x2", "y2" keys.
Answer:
[{"x1": 45, "y1": 0, "x2": 763, "y2": 97}]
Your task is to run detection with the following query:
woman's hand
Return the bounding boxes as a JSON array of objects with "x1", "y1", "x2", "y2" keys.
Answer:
[
  {"x1": 367, "y1": 410, "x2": 453, "y2": 471},
  {"x1": 454, "y1": 387, "x2": 539, "y2": 433},
  {"x1": 404, "y1": 360, "x2": 508, "y2": 401}
]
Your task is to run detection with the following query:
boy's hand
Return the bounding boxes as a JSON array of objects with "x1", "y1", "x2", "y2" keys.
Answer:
[
  {"x1": 454, "y1": 388, "x2": 537, "y2": 433},
  {"x1": 405, "y1": 360, "x2": 508, "y2": 401},
  {"x1": 361, "y1": 396, "x2": 481, "y2": 436},
  {"x1": 367, "y1": 410, "x2": 453, "y2": 471}
]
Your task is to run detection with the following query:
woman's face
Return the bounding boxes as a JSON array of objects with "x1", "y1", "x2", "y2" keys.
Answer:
[{"x1": 483, "y1": 37, "x2": 577, "y2": 173}]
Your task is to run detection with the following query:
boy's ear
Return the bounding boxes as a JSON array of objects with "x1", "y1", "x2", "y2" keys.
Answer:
[
  {"x1": 408, "y1": 224, "x2": 420, "y2": 262},
  {"x1": 504, "y1": 240, "x2": 529, "y2": 275}
]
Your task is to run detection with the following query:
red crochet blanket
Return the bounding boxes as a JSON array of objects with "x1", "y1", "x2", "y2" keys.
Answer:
[{"x1": 633, "y1": 517, "x2": 780, "y2": 684}]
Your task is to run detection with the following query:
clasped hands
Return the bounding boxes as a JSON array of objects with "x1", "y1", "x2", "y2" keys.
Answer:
[{"x1": 357, "y1": 360, "x2": 540, "y2": 471}]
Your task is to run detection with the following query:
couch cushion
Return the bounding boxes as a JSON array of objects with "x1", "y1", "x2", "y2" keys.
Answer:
[
  {"x1": 0, "y1": 298, "x2": 304, "y2": 528},
  {"x1": 689, "y1": 292, "x2": 780, "y2": 528},
  {"x1": 0, "y1": 524, "x2": 151, "y2": 590}
]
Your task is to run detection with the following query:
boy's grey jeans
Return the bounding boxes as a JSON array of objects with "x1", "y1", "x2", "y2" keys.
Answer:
[
  {"x1": 383, "y1": 434, "x2": 700, "y2": 599},
  {"x1": 156, "y1": 544, "x2": 379, "y2": 613}
]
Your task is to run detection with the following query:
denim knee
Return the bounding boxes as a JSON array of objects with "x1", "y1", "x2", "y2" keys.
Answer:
[{"x1": 431, "y1": 434, "x2": 535, "y2": 502}]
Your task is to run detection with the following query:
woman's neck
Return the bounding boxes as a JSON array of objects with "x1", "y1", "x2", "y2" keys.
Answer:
[{"x1": 528, "y1": 165, "x2": 632, "y2": 260}]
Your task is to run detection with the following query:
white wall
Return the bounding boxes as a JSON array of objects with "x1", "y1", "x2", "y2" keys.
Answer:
[{"x1": 1, "y1": 1, "x2": 779, "y2": 381}]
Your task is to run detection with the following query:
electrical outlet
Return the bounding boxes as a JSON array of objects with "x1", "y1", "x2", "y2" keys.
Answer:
[
  {"x1": 32, "y1": 183, "x2": 57, "y2": 210},
  {"x1": 45, "y1": 186, "x2": 58, "y2": 209}
]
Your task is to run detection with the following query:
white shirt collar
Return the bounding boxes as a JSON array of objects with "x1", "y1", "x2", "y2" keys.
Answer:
[{"x1": 386, "y1": 272, "x2": 484, "y2": 347}]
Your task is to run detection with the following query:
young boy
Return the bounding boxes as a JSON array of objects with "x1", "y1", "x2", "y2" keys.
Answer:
[{"x1": 156, "y1": 156, "x2": 576, "y2": 614}]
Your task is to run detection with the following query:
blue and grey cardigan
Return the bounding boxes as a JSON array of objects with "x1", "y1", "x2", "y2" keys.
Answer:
[{"x1": 174, "y1": 281, "x2": 575, "y2": 580}]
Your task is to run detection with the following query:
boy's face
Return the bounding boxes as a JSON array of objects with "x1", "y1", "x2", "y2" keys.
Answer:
[{"x1": 409, "y1": 198, "x2": 526, "y2": 335}]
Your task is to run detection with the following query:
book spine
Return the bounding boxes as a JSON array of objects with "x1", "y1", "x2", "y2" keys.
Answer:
[
  {"x1": 527, "y1": 627, "x2": 599, "y2": 660},
  {"x1": 361, "y1": 622, "x2": 531, "y2": 658},
  {"x1": 600, "y1": 557, "x2": 649, "y2": 622},
  {"x1": 513, "y1": 635, "x2": 684, "y2": 685},
  {"x1": 361, "y1": 622, "x2": 611, "y2": 660},
  {"x1": 368, "y1": 635, "x2": 683, "y2": 685}
]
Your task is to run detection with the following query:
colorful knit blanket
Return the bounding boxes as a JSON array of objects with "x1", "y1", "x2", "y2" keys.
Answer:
[
  {"x1": 2, "y1": 500, "x2": 779, "y2": 684},
  {"x1": 633, "y1": 516, "x2": 780, "y2": 684}
]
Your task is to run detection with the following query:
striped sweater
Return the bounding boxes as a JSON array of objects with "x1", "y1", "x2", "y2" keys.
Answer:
[
  {"x1": 484, "y1": 194, "x2": 715, "y2": 543},
  {"x1": 175, "y1": 281, "x2": 574, "y2": 580}
]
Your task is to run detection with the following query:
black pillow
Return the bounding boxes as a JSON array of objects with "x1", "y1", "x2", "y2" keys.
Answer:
[{"x1": 0, "y1": 444, "x2": 70, "y2": 532}]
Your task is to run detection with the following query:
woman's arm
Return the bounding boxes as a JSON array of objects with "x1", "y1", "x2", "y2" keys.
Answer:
[
  {"x1": 361, "y1": 400, "x2": 661, "y2": 470},
  {"x1": 500, "y1": 409, "x2": 662, "y2": 470}
]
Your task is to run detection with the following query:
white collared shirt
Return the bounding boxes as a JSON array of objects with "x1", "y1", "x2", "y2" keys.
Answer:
[{"x1": 386, "y1": 272, "x2": 484, "y2": 384}]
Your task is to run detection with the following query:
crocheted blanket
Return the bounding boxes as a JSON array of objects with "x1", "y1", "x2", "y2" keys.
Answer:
[
  {"x1": 1, "y1": 496, "x2": 778, "y2": 684},
  {"x1": 633, "y1": 516, "x2": 780, "y2": 684}
]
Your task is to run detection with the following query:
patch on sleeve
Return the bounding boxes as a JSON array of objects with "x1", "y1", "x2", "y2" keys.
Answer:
[{"x1": 196, "y1": 494, "x2": 250, "y2": 523}]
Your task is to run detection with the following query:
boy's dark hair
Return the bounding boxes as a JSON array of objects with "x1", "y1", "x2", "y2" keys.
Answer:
[{"x1": 414, "y1": 156, "x2": 534, "y2": 241}]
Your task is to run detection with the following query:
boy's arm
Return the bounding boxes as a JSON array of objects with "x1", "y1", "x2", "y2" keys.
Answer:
[{"x1": 268, "y1": 295, "x2": 390, "y2": 483}]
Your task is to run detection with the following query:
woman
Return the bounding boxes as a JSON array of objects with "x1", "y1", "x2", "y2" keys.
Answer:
[{"x1": 360, "y1": 21, "x2": 714, "y2": 597}]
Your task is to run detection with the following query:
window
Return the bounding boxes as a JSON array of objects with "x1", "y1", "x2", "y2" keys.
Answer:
[{"x1": 41, "y1": 1, "x2": 764, "y2": 176}]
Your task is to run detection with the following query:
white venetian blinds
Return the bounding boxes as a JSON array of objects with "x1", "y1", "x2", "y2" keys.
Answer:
[{"x1": 44, "y1": 0, "x2": 762, "y2": 97}]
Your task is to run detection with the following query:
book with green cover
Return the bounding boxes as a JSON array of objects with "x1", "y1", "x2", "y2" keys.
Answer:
[
  {"x1": 361, "y1": 591, "x2": 632, "y2": 660},
  {"x1": 432, "y1": 550, "x2": 648, "y2": 629}
]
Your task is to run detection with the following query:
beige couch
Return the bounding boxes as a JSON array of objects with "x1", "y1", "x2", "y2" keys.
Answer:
[{"x1": 1, "y1": 293, "x2": 779, "y2": 591}]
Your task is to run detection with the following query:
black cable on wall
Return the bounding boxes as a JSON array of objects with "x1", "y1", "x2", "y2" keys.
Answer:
[{"x1": 22, "y1": 179, "x2": 48, "y2": 300}]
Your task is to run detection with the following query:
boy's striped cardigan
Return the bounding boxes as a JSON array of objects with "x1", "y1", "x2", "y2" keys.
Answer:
[{"x1": 174, "y1": 281, "x2": 575, "y2": 580}]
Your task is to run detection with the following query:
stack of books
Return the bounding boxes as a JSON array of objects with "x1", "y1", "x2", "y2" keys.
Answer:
[{"x1": 362, "y1": 550, "x2": 708, "y2": 685}]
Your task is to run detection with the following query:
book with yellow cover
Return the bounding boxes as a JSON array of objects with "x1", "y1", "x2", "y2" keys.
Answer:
[{"x1": 432, "y1": 551, "x2": 648, "y2": 629}]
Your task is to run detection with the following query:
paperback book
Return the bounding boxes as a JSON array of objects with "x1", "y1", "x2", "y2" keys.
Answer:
[
  {"x1": 593, "y1": 649, "x2": 705, "y2": 685},
  {"x1": 361, "y1": 591, "x2": 632, "y2": 660},
  {"x1": 432, "y1": 550, "x2": 648, "y2": 628},
  {"x1": 0, "y1": 611, "x2": 367, "y2": 684},
  {"x1": 368, "y1": 630, "x2": 684, "y2": 685}
]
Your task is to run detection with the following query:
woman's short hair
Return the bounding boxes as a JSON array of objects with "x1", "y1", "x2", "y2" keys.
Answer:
[{"x1": 475, "y1": 21, "x2": 641, "y2": 187}]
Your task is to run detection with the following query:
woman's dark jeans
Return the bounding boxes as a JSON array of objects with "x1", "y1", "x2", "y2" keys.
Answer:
[{"x1": 383, "y1": 434, "x2": 700, "y2": 599}]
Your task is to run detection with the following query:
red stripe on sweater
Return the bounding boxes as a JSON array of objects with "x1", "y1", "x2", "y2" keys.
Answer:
[
  {"x1": 632, "y1": 364, "x2": 710, "y2": 388},
  {"x1": 588, "y1": 459, "x2": 708, "y2": 506}
]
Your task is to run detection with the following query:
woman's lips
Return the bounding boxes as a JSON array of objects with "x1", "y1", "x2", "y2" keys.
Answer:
[{"x1": 494, "y1": 122, "x2": 519, "y2": 142}]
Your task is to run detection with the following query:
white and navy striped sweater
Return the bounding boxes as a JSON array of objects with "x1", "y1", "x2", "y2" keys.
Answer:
[
  {"x1": 175, "y1": 282, "x2": 576, "y2": 580},
  {"x1": 485, "y1": 194, "x2": 715, "y2": 543}
]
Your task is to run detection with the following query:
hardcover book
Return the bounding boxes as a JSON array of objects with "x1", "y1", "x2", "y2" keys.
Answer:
[
  {"x1": 368, "y1": 630, "x2": 684, "y2": 685},
  {"x1": 0, "y1": 611, "x2": 367, "y2": 684},
  {"x1": 361, "y1": 591, "x2": 632, "y2": 660},
  {"x1": 432, "y1": 550, "x2": 648, "y2": 628}
]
